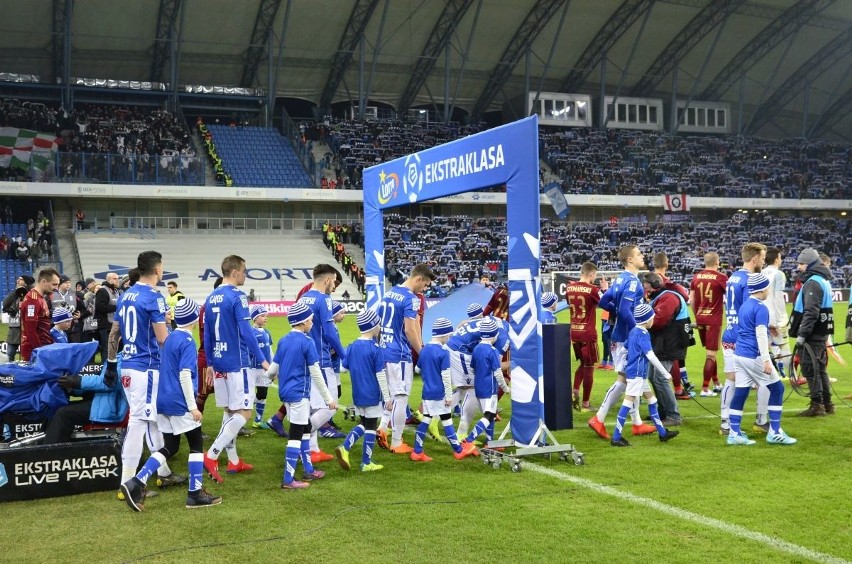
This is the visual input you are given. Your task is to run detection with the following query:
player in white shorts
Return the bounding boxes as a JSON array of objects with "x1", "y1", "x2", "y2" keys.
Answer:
[
  {"x1": 120, "y1": 298, "x2": 222, "y2": 511},
  {"x1": 108, "y1": 252, "x2": 181, "y2": 490}
]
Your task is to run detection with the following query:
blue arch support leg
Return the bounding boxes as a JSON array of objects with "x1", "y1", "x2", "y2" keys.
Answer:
[{"x1": 362, "y1": 116, "x2": 545, "y2": 446}]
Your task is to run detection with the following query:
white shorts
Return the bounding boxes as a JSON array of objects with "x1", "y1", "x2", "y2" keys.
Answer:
[
  {"x1": 612, "y1": 342, "x2": 628, "y2": 373},
  {"x1": 422, "y1": 399, "x2": 451, "y2": 418},
  {"x1": 770, "y1": 326, "x2": 789, "y2": 348},
  {"x1": 286, "y1": 398, "x2": 310, "y2": 425},
  {"x1": 213, "y1": 368, "x2": 255, "y2": 411},
  {"x1": 355, "y1": 404, "x2": 383, "y2": 419},
  {"x1": 386, "y1": 360, "x2": 413, "y2": 396},
  {"x1": 722, "y1": 346, "x2": 737, "y2": 375},
  {"x1": 450, "y1": 350, "x2": 474, "y2": 388},
  {"x1": 121, "y1": 368, "x2": 159, "y2": 422},
  {"x1": 157, "y1": 413, "x2": 201, "y2": 435},
  {"x1": 625, "y1": 376, "x2": 652, "y2": 397},
  {"x1": 310, "y1": 366, "x2": 338, "y2": 410},
  {"x1": 734, "y1": 356, "x2": 780, "y2": 388},
  {"x1": 478, "y1": 394, "x2": 498, "y2": 414},
  {"x1": 252, "y1": 367, "x2": 273, "y2": 387}
]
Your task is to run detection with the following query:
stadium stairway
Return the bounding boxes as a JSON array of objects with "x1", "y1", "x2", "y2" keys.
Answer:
[{"x1": 75, "y1": 231, "x2": 361, "y2": 303}]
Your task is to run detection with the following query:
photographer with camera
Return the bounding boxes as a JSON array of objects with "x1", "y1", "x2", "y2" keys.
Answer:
[{"x1": 3, "y1": 275, "x2": 34, "y2": 361}]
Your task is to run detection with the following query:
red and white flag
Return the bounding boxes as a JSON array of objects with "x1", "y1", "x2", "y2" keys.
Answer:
[{"x1": 663, "y1": 194, "x2": 689, "y2": 212}]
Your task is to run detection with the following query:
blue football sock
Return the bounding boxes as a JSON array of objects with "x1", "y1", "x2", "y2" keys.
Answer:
[
  {"x1": 254, "y1": 399, "x2": 266, "y2": 424},
  {"x1": 362, "y1": 430, "x2": 376, "y2": 466},
  {"x1": 767, "y1": 380, "x2": 785, "y2": 433},
  {"x1": 135, "y1": 452, "x2": 165, "y2": 484},
  {"x1": 486, "y1": 419, "x2": 495, "y2": 442},
  {"x1": 467, "y1": 417, "x2": 489, "y2": 442},
  {"x1": 283, "y1": 440, "x2": 300, "y2": 484},
  {"x1": 188, "y1": 452, "x2": 203, "y2": 493},
  {"x1": 442, "y1": 420, "x2": 462, "y2": 453},
  {"x1": 647, "y1": 399, "x2": 666, "y2": 437},
  {"x1": 344, "y1": 424, "x2": 365, "y2": 451},
  {"x1": 614, "y1": 402, "x2": 631, "y2": 441},
  {"x1": 729, "y1": 387, "x2": 750, "y2": 434},
  {"x1": 300, "y1": 434, "x2": 314, "y2": 474},
  {"x1": 413, "y1": 421, "x2": 428, "y2": 454}
]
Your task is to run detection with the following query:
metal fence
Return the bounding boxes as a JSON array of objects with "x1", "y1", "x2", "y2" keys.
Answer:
[{"x1": 53, "y1": 151, "x2": 205, "y2": 185}]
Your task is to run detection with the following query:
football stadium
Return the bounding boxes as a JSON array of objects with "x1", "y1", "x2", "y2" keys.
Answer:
[{"x1": 0, "y1": 1, "x2": 850, "y2": 562}]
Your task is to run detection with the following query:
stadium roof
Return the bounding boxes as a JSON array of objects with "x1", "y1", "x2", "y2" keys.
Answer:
[{"x1": 1, "y1": 0, "x2": 851, "y2": 139}]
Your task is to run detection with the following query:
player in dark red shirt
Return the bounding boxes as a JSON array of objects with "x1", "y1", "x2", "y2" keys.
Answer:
[
  {"x1": 20, "y1": 268, "x2": 60, "y2": 361},
  {"x1": 566, "y1": 262, "x2": 602, "y2": 411},
  {"x1": 195, "y1": 276, "x2": 223, "y2": 415},
  {"x1": 689, "y1": 252, "x2": 728, "y2": 395}
]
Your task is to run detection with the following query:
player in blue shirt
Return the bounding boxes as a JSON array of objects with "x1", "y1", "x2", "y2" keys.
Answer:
[
  {"x1": 449, "y1": 302, "x2": 484, "y2": 437},
  {"x1": 300, "y1": 265, "x2": 347, "y2": 462},
  {"x1": 203, "y1": 255, "x2": 268, "y2": 483},
  {"x1": 50, "y1": 306, "x2": 72, "y2": 344},
  {"x1": 541, "y1": 292, "x2": 558, "y2": 324},
  {"x1": 727, "y1": 273, "x2": 797, "y2": 446},
  {"x1": 120, "y1": 298, "x2": 222, "y2": 511},
  {"x1": 107, "y1": 252, "x2": 181, "y2": 490},
  {"x1": 719, "y1": 242, "x2": 767, "y2": 435},
  {"x1": 590, "y1": 245, "x2": 656, "y2": 440},
  {"x1": 410, "y1": 318, "x2": 478, "y2": 462},
  {"x1": 249, "y1": 305, "x2": 273, "y2": 429},
  {"x1": 266, "y1": 301, "x2": 336, "y2": 489},
  {"x1": 376, "y1": 263, "x2": 436, "y2": 453},
  {"x1": 335, "y1": 309, "x2": 391, "y2": 472},
  {"x1": 464, "y1": 317, "x2": 510, "y2": 447},
  {"x1": 611, "y1": 304, "x2": 679, "y2": 447}
]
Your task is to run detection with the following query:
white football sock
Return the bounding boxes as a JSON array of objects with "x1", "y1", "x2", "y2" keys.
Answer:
[
  {"x1": 390, "y1": 395, "x2": 408, "y2": 447},
  {"x1": 121, "y1": 418, "x2": 147, "y2": 483},
  {"x1": 596, "y1": 380, "x2": 626, "y2": 422}
]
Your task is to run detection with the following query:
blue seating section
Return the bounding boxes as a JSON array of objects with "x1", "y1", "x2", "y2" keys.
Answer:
[
  {"x1": 0, "y1": 259, "x2": 32, "y2": 299},
  {"x1": 208, "y1": 125, "x2": 313, "y2": 187},
  {"x1": 1, "y1": 224, "x2": 29, "y2": 241}
]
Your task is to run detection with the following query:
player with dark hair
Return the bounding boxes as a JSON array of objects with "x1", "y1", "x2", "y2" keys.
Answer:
[
  {"x1": 376, "y1": 263, "x2": 435, "y2": 453},
  {"x1": 299, "y1": 263, "x2": 347, "y2": 462},
  {"x1": 203, "y1": 255, "x2": 269, "y2": 482},
  {"x1": 20, "y1": 267, "x2": 60, "y2": 361},
  {"x1": 108, "y1": 251, "x2": 183, "y2": 491},
  {"x1": 120, "y1": 298, "x2": 223, "y2": 510}
]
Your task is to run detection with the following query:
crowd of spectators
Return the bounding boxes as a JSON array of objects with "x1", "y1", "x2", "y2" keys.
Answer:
[
  {"x1": 321, "y1": 222, "x2": 366, "y2": 295},
  {"x1": 307, "y1": 118, "x2": 486, "y2": 189},
  {"x1": 1, "y1": 99, "x2": 202, "y2": 184},
  {"x1": 540, "y1": 126, "x2": 851, "y2": 199},
  {"x1": 379, "y1": 212, "x2": 851, "y2": 292},
  {"x1": 1, "y1": 208, "x2": 54, "y2": 268},
  {"x1": 301, "y1": 117, "x2": 851, "y2": 199}
]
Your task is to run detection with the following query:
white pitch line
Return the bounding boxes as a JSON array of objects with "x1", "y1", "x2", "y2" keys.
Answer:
[{"x1": 525, "y1": 462, "x2": 851, "y2": 564}]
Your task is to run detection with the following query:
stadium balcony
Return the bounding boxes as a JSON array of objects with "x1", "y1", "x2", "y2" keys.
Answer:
[{"x1": 207, "y1": 125, "x2": 313, "y2": 188}]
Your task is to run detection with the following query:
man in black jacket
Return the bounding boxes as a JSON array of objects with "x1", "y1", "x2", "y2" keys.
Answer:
[
  {"x1": 95, "y1": 272, "x2": 120, "y2": 362},
  {"x1": 790, "y1": 248, "x2": 835, "y2": 417}
]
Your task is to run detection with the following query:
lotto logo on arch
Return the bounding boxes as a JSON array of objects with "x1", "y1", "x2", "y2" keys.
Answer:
[{"x1": 377, "y1": 170, "x2": 400, "y2": 205}]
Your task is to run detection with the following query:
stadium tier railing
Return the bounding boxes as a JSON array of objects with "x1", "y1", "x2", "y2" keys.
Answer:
[
  {"x1": 52, "y1": 151, "x2": 205, "y2": 185},
  {"x1": 75, "y1": 214, "x2": 362, "y2": 236}
]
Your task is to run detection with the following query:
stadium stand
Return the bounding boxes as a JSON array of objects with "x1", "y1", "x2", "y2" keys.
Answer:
[
  {"x1": 74, "y1": 232, "x2": 360, "y2": 302},
  {"x1": 1, "y1": 99, "x2": 203, "y2": 185},
  {"x1": 540, "y1": 127, "x2": 852, "y2": 199},
  {"x1": 206, "y1": 124, "x2": 313, "y2": 188},
  {"x1": 380, "y1": 214, "x2": 852, "y2": 291},
  {"x1": 322, "y1": 118, "x2": 486, "y2": 188}
]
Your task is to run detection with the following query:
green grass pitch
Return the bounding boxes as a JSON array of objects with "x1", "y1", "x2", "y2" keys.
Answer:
[{"x1": 2, "y1": 303, "x2": 850, "y2": 563}]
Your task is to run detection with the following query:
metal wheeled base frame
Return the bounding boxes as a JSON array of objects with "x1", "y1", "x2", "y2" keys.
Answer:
[{"x1": 479, "y1": 418, "x2": 585, "y2": 472}]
